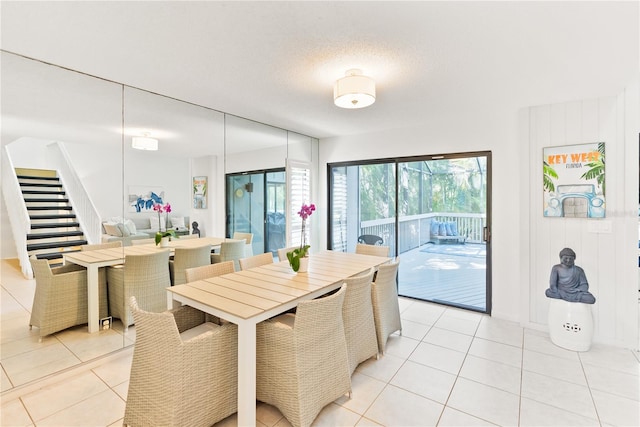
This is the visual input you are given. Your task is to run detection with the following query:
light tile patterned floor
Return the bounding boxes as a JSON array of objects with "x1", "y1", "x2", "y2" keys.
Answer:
[{"x1": 2, "y1": 261, "x2": 639, "y2": 426}]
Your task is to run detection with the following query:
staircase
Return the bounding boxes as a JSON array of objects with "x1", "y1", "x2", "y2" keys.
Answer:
[{"x1": 18, "y1": 169, "x2": 87, "y2": 265}]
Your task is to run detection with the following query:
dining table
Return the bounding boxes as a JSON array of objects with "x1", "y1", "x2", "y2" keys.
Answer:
[
  {"x1": 166, "y1": 250, "x2": 391, "y2": 427},
  {"x1": 64, "y1": 237, "x2": 242, "y2": 333}
]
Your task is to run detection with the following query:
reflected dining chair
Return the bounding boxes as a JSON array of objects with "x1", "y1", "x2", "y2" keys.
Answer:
[
  {"x1": 233, "y1": 231, "x2": 254, "y2": 257},
  {"x1": 355, "y1": 243, "x2": 390, "y2": 257},
  {"x1": 29, "y1": 255, "x2": 108, "y2": 340},
  {"x1": 276, "y1": 246, "x2": 300, "y2": 263},
  {"x1": 342, "y1": 268, "x2": 378, "y2": 375},
  {"x1": 124, "y1": 296, "x2": 238, "y2": 427},
  {"x1": 256, "y1": 285, "x2": 351, "y2": 427},
  {"x1": 81, "y1": 241, "x2": 122, "y2": 251},
  {"x1": 371, "y1": 259, "x2": 402, "y2": 354},
  {"x1": 239, "y1": 252, "x2": 273, "y2": 270},
  {"x1": 211, "y1": 240, "x2": 246, "y2": 272},
  {"x1": 169, "y1": 244, "x2": 212, "y2": 285},
  {"x1": 185, "y1": 260, "x2": 235, "y2": 282},
  {"x1": 107, "y1": 250, "x2": 171, "y2": 330}
]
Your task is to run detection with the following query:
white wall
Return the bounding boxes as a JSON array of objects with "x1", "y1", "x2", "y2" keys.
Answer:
[{"x1": 521, "y1": 85, "x2": 639, "y2": 349}]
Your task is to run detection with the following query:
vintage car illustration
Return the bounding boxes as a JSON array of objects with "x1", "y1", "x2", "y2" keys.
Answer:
[{"x1": 544, "y1": 184, "x2": 605, "y2": 218}]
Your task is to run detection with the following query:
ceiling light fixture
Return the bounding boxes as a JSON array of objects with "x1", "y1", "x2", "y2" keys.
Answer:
[
  {"x1": 132, "y1": 133, "x2": 158, "y2": 151},
  {"x1": 333, "y1": 69, "x2": 376, "y2": 109}
]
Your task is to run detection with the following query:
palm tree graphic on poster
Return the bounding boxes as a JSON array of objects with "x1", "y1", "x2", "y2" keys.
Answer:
[{"x1": 543, "y1": 142, "x2": 605, "y2": 218}]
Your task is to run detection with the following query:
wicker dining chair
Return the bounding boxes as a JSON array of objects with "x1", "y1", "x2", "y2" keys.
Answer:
[
  {"x1": 233, "y1": 231, "x2": 254, "y2": 257},
  {"x1": 238, "y1": 252, "x2": 273, "y2": 270},
  {"x1": 371, "y1": 259, "x2": 402, "y2": 354},
  {"x1": 355, "y1": 243, "x2": 390, "y2": 257},
  {"x1": 185, "y1": 261, "x2": 235, "y2": 283},
  {"x1": 169, "y1": 244, "x2": 212, "y2": 285},
  {"x1": 276, "y1": 246, "x2": 300, "y2": 263},
  {"x1": 29, "y1": 256, "x2": 108, "y2": 340},
  {"x1": 256, "y1": 285, "x2": 351, "y2": 427},
  {"x1": 342, "y1": 268, "x2": 378, "y2": 375},
  {"x1": 107, "y1": 250, "x2": 171, "y2": 329},
  {"x1": 124, "y1": 296, "x2": 238, "y2": 427},
  {"x1": 211, "y1": 240, "x2": 246, "y2": 271},
  {"x1": 81, "y1": 241, "x2": 122, "y2": 251}
]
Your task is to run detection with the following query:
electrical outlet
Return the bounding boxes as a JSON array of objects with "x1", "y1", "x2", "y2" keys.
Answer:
[{"x1": 100, "y1": 316, "x2": 112, "y2": 330}]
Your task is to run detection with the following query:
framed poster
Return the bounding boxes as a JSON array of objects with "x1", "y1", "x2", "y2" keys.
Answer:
[
  {"x1": 193, "y1": 176, "x2": 207, "y2": 209},
  {"x1": 543, "y1": 142, "x2": 605, "y2": 218},
  {"x1": 128, "y1": 186, "x2": 165, "y2": 213}
]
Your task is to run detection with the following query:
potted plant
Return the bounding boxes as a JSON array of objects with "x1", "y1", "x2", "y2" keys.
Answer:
[
  {"x1": 153, "y1": 202, "x2": 178, "y2": 246},
  {"x1": 287, "y1": 203, "x2": 315, "y2": 272}
]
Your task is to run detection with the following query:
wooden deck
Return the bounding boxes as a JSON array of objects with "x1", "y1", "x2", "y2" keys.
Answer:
[{"x1": 397, "y1": 242, "x2": 487, "y2": 312}]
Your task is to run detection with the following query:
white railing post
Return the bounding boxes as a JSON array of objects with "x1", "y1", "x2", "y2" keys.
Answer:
[
  {"x1": 48, "y1": 142, "x2": 102, "y2": 244},
  {"x1": 2, "y1": 147, "x2": 32, "y2": 278}
]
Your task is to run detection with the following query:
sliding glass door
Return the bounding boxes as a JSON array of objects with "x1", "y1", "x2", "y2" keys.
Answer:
[
  {"x1": 328, "y1": 152, "x2": 491, "y2": 313},
  {"x1": 226, "y1": 169, "x2": 285, "y2": 256}
]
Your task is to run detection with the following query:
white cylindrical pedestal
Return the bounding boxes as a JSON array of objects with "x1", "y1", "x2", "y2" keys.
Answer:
[{"x1": 547, "y1": 298, "x2": 594, "y2": 351}]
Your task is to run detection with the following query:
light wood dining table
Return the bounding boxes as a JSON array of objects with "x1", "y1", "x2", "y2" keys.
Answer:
[
  {"x1": 64, "y1": 237, "x2": 242, "y2": 333},
  {"x1": 166, "y1": 250, "x2": 391, "y2": 427}
]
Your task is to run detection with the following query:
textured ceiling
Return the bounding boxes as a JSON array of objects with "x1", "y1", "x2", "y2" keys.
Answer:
[{"x1": 1, "y1": 1, "x2": 638, "y2": 140}]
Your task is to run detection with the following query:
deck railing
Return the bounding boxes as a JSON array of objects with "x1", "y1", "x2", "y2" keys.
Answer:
[{"x1": 360, "y1": 212, "x2": 486, "y2": 255}]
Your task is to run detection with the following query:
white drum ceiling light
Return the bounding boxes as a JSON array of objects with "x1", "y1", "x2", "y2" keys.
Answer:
[
  {"x1": 132, "y1": 133, "x2": 158, "y2": 151},
  {"x1": 333, "y1": 69, "x2": 376, "y2": 109}
]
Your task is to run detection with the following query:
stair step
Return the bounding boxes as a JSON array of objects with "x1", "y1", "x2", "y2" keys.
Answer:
[
  {"x1": 19, "y1": 182, "x2": 62, "y2": 188},
  {"x1": 27, "y1": 240, "x2": 88, "y2": 251},
  {"x1": 27, "y1": 206, "x2": 73, "y2": 211},
  {"x1": 30, "y1": 213, "x2": 77, "y2": 220},
  {"x1": 24, "y1": 197, "x2": 69, "y2": 203},
  {"x1": 31, "y1": 222, "x2": 80, "y2": 229},
  {"x1": 27, "y1": 231, "x2": 85, "y2": 240},
  {"x1": 24, "y1": 198, "x2": 70, "y2": 203},
  {"x1": 21, "y1": 190, "x2": 66, "y2": 195},
  {"x1": 17, "y1": 175, "x2": 60, "y2": 181},
  {"x1": 35, "y1": 250, "x2": 81, "y2": 261}
]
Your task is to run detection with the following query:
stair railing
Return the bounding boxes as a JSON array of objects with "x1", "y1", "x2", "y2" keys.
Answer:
[
  {"x1": 48, "y1": 142, "x2": 102, "y2": 244},
  {"x1": 1, "y1": 147, "x2": 32, "y2": 278}
]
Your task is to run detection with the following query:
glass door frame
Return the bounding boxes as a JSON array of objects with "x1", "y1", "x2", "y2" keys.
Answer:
[{"x1": 327, "y1": 151, "x2": 492, "y2": 314}]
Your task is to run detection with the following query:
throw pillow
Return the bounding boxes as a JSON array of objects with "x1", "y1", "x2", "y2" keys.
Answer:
[
  {"x1": 124, "y1": 219, "x2": 137, "y2": 235},
  {"x1": 430, "y1": 221, "x2": 440, "y2": 236},
  {"x1": 103, "y1": 222, "x2": 122, "y2": 237},
  {"x1": 450, "y1": 222, "x2": 459, "y2": 236},
  {"x1": 149, "y1": 216, "x2": 166, "y2": 232},
  {"x1": 117, "y1": 223, "x2": 131, "y2": 237},
  {"x1": 438, "y1": 222, "x2": 447, "y2": 236},
  {"x1": 170, "y1": 216, "x2": 185, "y2": 229}
]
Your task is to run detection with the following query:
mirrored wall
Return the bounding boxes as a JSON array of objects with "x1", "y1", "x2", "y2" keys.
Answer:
[{"x1": 0, "y1": 50, "x2": 316, "y2": 391}]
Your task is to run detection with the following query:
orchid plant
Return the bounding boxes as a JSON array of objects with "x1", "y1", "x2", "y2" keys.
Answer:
[
  {"x1": 286, "y1": 203, "x2": 315, "y2": 271},
  {"x1": 153, "y1": 202, "x2": 177, "y2": 245}
]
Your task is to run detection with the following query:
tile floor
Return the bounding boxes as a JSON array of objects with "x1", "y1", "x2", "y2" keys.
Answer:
[{"x1": 2, "y1": 262, "x2": 640, "y2": 426}]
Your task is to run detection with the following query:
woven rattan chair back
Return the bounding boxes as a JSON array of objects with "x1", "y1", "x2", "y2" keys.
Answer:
[
  {"x1": 124, "y1": 296, "x2": 238, "y2": 427},
  {"x1": 239, "y1": 252, "x2": 273, "y2": 270},
  {"x1": 170, "y1": 244, "x2": 212, "y2": 286},
  {"x1": 81, "y1": 241, "x2": 122, "y2": 251},
  {"x1": 342, "y1": 268, "x2": 378, "y2": 374},
  {"x1": 256, "y1": 285, "x2": 351, "y2": 427},
  {"x1": 355, "y1": 243, "x2": 390, "y2": 257},
  {"x1": 29, "y1": 256, "x2": 108, "y2": 339},
  {"x1": 233, "y1": 232, "x2": 254, "y2": 257},
  {"x1": 185, "y1": 261, "x2": 235, "y2": 282},
  {"x1": 211, "y1": 240, "x2": 246, "y2": 271},
  {"x1": 371, "y1": 259, "x2": 402, "y2": 354},
  {"x1": 106, "y1": 250, "x2": 171, "y2": 328},
  {"x1": 276, "y1": 246, "x2": 300, "y2": 263}
]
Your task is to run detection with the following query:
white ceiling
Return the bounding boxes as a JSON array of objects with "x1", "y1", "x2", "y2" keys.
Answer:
[{"x1": 1, "y1": 1, "x2": 638, "y2": 140}]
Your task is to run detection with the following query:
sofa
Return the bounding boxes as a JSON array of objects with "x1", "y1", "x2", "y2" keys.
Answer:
[
  {"x1": 101, "y1": 215, "x2": 190, "y2": 246},
  {"x1": 429, "y1": 220, "x2": 465, "y2": 244}
]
